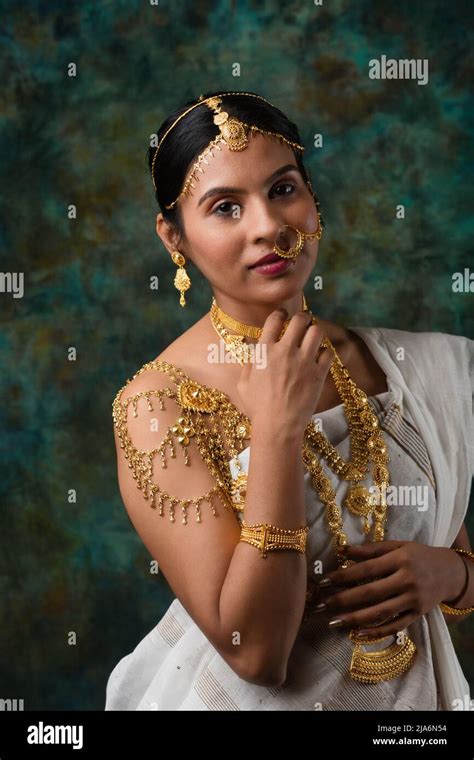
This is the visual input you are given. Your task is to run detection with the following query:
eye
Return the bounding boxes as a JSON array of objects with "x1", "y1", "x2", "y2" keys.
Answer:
[
  {"x1": 273, "y1": 182, "x2": 297, "y2": 197},
  {"x1": 211, "y1": 182, "x2": 297, "y2": 217},
  {"x1": 212, "y1": 201, "x2": 238, "y2": 217}
]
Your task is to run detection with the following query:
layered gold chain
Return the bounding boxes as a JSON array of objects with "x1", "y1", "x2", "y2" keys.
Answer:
[
  {"x1": 209, "y1": 297, "x2": 417, "y2": 682},
  {"x1": 210, "y1": 297, "x2": 390, "y2": 543}
]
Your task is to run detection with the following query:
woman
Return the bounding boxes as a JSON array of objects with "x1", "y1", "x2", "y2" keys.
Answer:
[{"x1": 105, "y1": 90, "x2": 474, "y2": 711}]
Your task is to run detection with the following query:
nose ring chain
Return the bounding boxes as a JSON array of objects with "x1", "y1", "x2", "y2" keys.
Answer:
[{"x1": 272, "y1": 213, "x2": 323, "y2": 259}]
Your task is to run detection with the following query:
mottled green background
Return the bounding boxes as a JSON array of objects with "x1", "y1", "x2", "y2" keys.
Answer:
[{"x1": 0, "y1": 0, "x2": 472, "y2": 710}]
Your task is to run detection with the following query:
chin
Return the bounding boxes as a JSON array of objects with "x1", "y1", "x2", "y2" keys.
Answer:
[
  {"x1": 252, "y1": 279, "x2": 308, "y2": 303},
  {"x1": 252, "y1": 267, "x2": 312, "y2": 294}
]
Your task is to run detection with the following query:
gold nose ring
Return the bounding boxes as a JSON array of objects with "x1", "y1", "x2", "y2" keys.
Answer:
[
  {"x1": 272, "y1": 214, "x2": 323, "y2": 259},
  {"x1": 273, "y1": 226, "x2": 305, "y2": 259}
]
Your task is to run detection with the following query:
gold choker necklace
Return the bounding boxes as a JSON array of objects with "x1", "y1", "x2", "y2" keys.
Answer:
[
  {"x1": 208, "y1": 295, "x2": 416, "y2": 683},
  {"x1": 212, "y1": 293, "x2": 309, "y2": 339},
  {"x1": 210, "y1": 295, "x2": 315, "y2": 365}
]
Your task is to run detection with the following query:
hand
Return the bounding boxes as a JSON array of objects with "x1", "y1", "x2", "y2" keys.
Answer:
[
  {"x1": 307, "y1": 540, "x2": 467, "y2": 638},
  {"x1": 236, "y1": 308, "x2": 333, "y2": 432}
]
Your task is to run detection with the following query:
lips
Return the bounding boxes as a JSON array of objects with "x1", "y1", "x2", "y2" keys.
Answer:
[{"x1": 249, "y1": 252, "x2": 284, "y2": 268}]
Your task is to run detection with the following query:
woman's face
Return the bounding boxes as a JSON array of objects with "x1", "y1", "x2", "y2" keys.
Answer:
[{"x1": 157, "y1": 132, "x2": 320, "y2": 311}]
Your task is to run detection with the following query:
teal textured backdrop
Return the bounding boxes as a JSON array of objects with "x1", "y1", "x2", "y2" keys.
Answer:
[{"x1": 0, "y1": 0, "x2": 472, "y2": 709}]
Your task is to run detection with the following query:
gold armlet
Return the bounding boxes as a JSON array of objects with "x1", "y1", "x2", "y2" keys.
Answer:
[
  {"x1": 239, "y1": 520, "x2": 309, "y2": 558},
  {"x1": 439, "y1": 548, "x2": 474, "y2": 615}
]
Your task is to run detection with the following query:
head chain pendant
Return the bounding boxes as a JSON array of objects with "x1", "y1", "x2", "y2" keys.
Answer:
[{"x1": 150, "y1": 92, "x2": 306, "y2": 209}]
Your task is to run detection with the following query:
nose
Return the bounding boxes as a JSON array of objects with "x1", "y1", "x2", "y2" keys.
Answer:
[{"x1": 247, "y1": 197, "x2": 286, "y2": 247}]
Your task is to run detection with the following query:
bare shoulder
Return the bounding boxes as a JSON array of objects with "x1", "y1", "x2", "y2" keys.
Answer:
[
  {"x1": 111, "y1": 317, "x2": 211, "y2": 408},
  {"x1": 150, "y1": 314, "x2": 244, "y2": 399},
  {"x1": 152, "y1": 315, "x2": 211, "y2": 374}
]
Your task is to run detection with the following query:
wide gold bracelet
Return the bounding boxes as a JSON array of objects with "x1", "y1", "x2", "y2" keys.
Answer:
[
  {"x1": 439, "y1": 548, "x2": 474, "y2": 616},
  {"x1": 239, "y1": 520, "x2": 309, "y2": 558}
]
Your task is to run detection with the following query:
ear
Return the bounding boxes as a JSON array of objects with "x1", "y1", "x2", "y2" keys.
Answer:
[{"x1": 155, "y1": 213, "x2": 181, "y2": 255}]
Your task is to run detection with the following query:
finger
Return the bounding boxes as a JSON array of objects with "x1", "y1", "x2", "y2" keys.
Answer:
[
  {"x1": 329, "y1": 593, "x2": 414, "y2": 631},
  {"x1": 278, "y1": 310, "x2": 314, "y2": 348},
  {"x1": 312, "y1": 339, "x2": 334, "y2": 374},
  {"x1": 318, "y1": 571, "x2": 406, "y2": 615},
  {"x1": 345, "y1": 541, "x2": 406, "y2": 559},
  {"x1": 315, "y1": 342, "x2": 333, "y2": 369},
  {"x1": 238, "y1": 353, "x2": 252, "y2": 380},
  {"x1": 258, "y1": 307, "x2": 290, "y2": 345},
  {"x1": 319, "y1": 553, "x2": 399, "y2": 587},
  {"x1": 351, "y1": 610, "x2": 418, "y2": 640},
  {"x1": 300, "y1": 324, "x2": 331, "y2": 365}
]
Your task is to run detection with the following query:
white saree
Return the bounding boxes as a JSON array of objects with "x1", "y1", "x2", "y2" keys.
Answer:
[
  {"x1": 349, "y1": 326, "x2": 473, "y2": 710},
  {"x1": 105, "y1": 326, "x2": 473, "y2": 711}
]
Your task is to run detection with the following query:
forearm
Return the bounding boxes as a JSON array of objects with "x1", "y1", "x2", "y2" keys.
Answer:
[
  {"x1": 218, "y1": 418, "x2": 308, "y2": 683},
  {"x1": 440, "y1": 548, "x2": 474, "y2": 626}
]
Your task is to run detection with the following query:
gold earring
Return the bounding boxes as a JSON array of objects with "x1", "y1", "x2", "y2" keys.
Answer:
[{"x1": 171, "y1": 250, "x2": 191, "y2": 307}]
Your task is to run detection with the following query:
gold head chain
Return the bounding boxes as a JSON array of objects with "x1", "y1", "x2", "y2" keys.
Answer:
[{"x1": 150, "y1": 91, "x2": 320, "y2": 210}]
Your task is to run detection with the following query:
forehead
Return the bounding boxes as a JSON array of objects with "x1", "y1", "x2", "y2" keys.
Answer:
[{"x1": 186, "y1": 132, "x2": 297, "y2": 199}]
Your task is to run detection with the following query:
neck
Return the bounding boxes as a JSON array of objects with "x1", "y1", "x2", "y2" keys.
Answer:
[{"x1": 211, "y1": 291, "x2": 306, "y2": 336}]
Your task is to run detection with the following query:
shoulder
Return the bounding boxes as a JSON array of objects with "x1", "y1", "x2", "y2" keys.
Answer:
[
  {"x1": 111, "y1": 351, "x2": 236, "y2": 525},
  {"x1": 378, "y1": 325, "x2": 472, "y2": 354},
  {"x1": 112, "y1": 312, "x2": 239, "y2": 431},
  {"x1": 351, "y1": 325, "x2": 473, "y2": 372},
  {"x1": 112, "y1": 320, "x2": 208, "y2": 408},
  {"x1": 111, "y1": 359, "x2": 191, "y2": 444},
  {"x1": 351, "y1": 326, "x2": 473, "y2": 412}
]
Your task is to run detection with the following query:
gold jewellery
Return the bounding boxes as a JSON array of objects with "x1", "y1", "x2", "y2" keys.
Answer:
[
  {"x1": 151, "y1": 92, "x2": 309, "y2": 208},
  {"x1": 272, "y1": 220, "x2": 323, "y2": 259},
  {"x1": 169, "y1": 215, "x2": 323, "y2": 309},
  {"x1": 171, "y1": 250, "x2": 191, "y2": 307},
  {"x1": 211, "y1": 292, "x2": 309, "y2": 365},
  {"x1": 240, "y1": 521, "x2": 309, "y2": 558},
  {"x1": 439, "y1": 548, "x2": 474, "y2": 615},
  {"x1": 152, "y1": 91, "x2": 325, "y2": 307},
  {"x1": 209, "y1": 296, "x2": 417, "y2": 683}
]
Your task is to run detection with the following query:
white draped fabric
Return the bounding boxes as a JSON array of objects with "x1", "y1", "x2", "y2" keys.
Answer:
[
  {"x1": 350, "y1": 327, "x2": 473, "y2": 711},
  {"x1": 105, "y1": 326, "x2": 473, "y2": 711}
]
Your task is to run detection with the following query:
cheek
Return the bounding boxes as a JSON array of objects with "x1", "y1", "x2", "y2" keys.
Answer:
[
  {"x1": 189, "y1": 247, "x2": 239, "y2": 279},
  {"x1": 304, "y1": 207, "x2": 319, "y2": 232},
  {"x1": 190, "y1": 225, "x2": 243, "y2": 268}
]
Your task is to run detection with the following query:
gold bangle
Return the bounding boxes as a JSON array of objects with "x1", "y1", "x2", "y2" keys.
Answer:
[
  {"x1": 439, "y1": 548, "x2": 474, "y2": 615},
  {"x1": 239, "y1": 520, "x2": 309, "y2": 558}
]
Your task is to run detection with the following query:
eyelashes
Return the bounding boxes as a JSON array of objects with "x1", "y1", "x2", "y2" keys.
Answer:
[{"x1": 211, "y1": 182, "x2": 297, "y2": 217}]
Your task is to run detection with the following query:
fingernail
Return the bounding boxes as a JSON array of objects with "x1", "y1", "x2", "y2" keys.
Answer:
[
  {"x1": 328, "y1": 618, "x2": 343, "y2": 628},
  {"x1": 314, "y1": 603, "x2": 327, "y2": 613},
  {"x1": 318, "y1": 577, "x2": 332, "y2": 587},
  {"x1": 354, "y1": 629, "x2": 369, "y2": 637}
]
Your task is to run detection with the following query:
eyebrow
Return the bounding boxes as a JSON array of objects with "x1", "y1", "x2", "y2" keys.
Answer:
[{"x1": 197, "y1": 163, "x2": 301, "y2": 207}]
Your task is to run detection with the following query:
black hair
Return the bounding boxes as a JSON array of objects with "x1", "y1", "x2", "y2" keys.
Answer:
[{"x1": 147, "y1": 89, "x2": 322, "y2": 243}]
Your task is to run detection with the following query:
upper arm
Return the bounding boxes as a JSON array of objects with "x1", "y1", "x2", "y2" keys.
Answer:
[{"x1": 112, "y1": 366, "x2": 242, "y2": 663}]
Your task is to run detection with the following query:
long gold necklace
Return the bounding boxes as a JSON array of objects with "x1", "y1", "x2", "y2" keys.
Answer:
[{"x1": 210, "y1": 296, "x2": 416, "y2": 683}]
